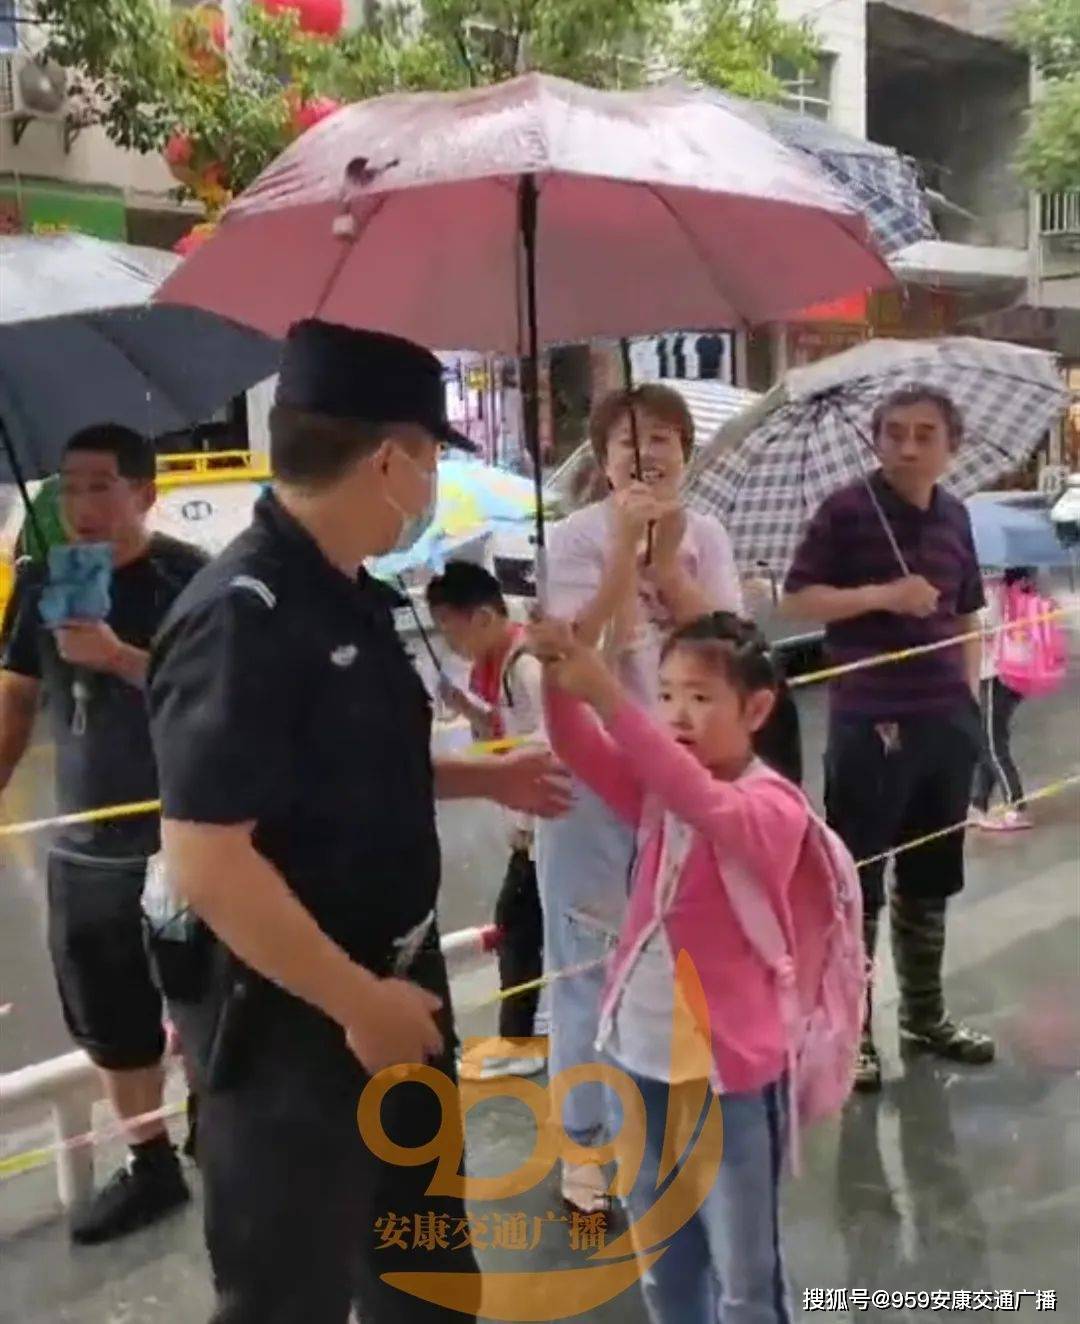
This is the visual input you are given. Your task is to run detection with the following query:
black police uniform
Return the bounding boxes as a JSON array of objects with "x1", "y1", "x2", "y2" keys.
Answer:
[{"x1": 148, "y1": 491, "x2": 480, "y2": 1324}]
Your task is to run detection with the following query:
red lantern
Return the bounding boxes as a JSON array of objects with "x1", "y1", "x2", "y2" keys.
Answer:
[
  {"x1": 164, "y1": 132, "x2": 193, "y2": 169},
  {"x1": 255, "y1": 0, "x2": 343, "y2": 37},
  {"x1": 292, "y1": 95, "x2": 341, "y2": 136},
  {"x1": 206, "y1": 8, "x2": 225, "y2": 48},
  {"x1": 163, "y1": 132, "x2": 198, "y2": 187}
]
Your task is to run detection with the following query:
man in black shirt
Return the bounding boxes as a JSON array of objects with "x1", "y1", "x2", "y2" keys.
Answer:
[
  {"x1": 149, "y1": 322, "x2": 571, "y2": 1324},
  {"x1": 0, "y1": 424, "x2": 206, "y2": 1242}
]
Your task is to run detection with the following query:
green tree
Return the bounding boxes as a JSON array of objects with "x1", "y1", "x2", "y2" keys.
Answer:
[
  {"x1": 1012, "y1": 0, "x2": 1080, "y2": 191},
  {"x1": 37, "y1": 0, "x2": 818, "y2": 223},
  {"x1": 677, "y1": 0, "x2": 818, "y2": 101},
  {"x1": 420, "y1": 0, "x2": 673, "y2": 87}
]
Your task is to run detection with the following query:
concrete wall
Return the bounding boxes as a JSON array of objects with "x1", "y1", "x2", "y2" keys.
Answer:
[
  {"x1": 0, "y1": 119, "x2": 176, "y2": 213},
  {"x1": 780, "y1": 0, "x2": 867, "y2": 136},
  {"x1": 876, "y1": 0, "x2": 1021, "y2": 43}
]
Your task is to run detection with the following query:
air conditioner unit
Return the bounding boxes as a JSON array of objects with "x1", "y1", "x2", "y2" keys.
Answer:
[{"x1": 0, "y1": 51, "x2": 68, "y2": 136}]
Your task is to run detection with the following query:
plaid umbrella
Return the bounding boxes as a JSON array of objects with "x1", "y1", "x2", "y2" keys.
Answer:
[
  {"x1": 709, "y1": 90, "x2": 935, "y2": 255},
  {"x1": 685, "y1": 337, "x2": 1069, "y2": 574}
]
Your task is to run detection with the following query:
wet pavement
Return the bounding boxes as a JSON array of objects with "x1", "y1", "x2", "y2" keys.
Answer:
[{"x1": 2, "y1": 643, "x2": 1079, "y2": 1322}]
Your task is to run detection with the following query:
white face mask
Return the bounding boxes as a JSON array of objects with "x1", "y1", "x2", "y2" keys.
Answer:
[{"x1": 386, "y1": 446, "x2": 438, "y2": 554}]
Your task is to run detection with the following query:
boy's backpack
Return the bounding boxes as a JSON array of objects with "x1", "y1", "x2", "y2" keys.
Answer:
[
  {"x1": 995, "y1": 582, "x2": 1067, "y2": 699},
  {"x1": 716, "y1": 796, "x2": 864, "y2": 1171}
]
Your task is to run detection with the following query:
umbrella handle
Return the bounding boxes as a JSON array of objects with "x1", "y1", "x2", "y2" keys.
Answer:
[{"x1": 833, "y1": 401, "x2": 910, "y2": 577}]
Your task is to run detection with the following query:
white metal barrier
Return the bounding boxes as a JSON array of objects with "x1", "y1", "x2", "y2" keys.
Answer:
[{"x1": 0, "y1": 924, "x2": 500, "y2": 1210}]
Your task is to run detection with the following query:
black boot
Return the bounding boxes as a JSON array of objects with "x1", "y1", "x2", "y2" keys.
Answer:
[
  {"x1": 855, "y1": 907, "x2": 882, "y2": 1093},
  {"x1": 70, "y1": 1135, "x2": 190, "y2": 1246},
  {"x1": 892, "y1": 893, "x2": 995, "y2": 1066}
]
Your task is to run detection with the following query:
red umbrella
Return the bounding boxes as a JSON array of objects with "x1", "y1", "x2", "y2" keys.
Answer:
[{"x1": 158, "y1": 73, "x2": 892, "y2": 573}]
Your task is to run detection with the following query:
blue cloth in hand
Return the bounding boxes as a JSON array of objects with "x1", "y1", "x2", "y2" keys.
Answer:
[{"x1": 38, "y1": 544, "x2": 113, "y2": 626}]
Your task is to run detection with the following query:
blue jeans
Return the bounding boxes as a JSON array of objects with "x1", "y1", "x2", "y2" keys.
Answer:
[
  {"x1": 619, "y1": 1072, "x2": 793, "y2": 1324},
  {"x1": 535, "y1": 782, "x2": 635, "y2": 1145}
]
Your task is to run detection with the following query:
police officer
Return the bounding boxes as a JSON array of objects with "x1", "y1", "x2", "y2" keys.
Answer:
[{"x1": 148, "y1": 321, "x2": 571, "y2": 1324}]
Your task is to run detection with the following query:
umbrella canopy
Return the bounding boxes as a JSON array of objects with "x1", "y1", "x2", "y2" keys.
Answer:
[
  {"x1": 0, "y1": 233, "x2": 281, "y2": 483},
  {"x1": 369, "y1": 457, "x2": 561, "y2": 580},
  {"x1": 965, "y1": 494, "x2": 1074, "y2": 570},
  {"x1": 685, "y1": 337, "x2": 1069, "y2": 574},
  {"x1": 157, "y1": 72, "x2": 893, "y2": 352},
  {"x1": 713, "y1": 90, "x2": 935, "y2": 256}
]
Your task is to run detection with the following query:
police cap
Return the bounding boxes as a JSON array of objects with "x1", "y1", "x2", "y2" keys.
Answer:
[{"x1": 275, "y1": 320, "x2": 475, "y2": 451}]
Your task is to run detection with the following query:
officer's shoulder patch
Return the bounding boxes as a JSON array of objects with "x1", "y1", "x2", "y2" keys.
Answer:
[{"x1": 228, "y1": 574, "x2": 277, "y2": 611}]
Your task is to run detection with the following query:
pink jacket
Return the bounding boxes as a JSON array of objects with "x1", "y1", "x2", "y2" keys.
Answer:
[{"x1": 546, "y1": 688, "x2": 811, "y2": 1094}]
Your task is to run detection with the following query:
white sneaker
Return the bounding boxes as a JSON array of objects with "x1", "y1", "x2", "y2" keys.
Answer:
[
  {"x1": 457, "y1": 1039, "x2": 547, "y2": 1082},
  {"x1": 460, "y1": 1054, "x2": 547, "y2": 1082}
]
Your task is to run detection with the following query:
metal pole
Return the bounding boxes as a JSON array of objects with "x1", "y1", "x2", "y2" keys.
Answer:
[
  {"x1": 518, "y1": 174, "x2": 547, "y2": 605},
  {"x1": 619, "y1": 338, "x2": 653, "y2": 563},
  {"x1": 0, "y1": 419, "x2": 47, "y2": 558}
]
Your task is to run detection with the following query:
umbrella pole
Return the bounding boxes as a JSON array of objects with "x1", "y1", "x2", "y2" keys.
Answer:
[
  {"x1": 834, "y1": 401, "x2": 911, "y2": 577},
  {"x1": 619, "y1": 338, "x2": 653, "y2": 563},
  {"x1": 518, "y1": 174, "x2": 547, "y2": 609},
  {"x1": 0, "y1": 418, "x2": 47, "y2": 561}
]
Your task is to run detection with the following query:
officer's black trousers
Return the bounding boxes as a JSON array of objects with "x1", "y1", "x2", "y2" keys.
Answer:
[{"x1": 176, "y1": 947, "x2": 481, "y2": 1324}]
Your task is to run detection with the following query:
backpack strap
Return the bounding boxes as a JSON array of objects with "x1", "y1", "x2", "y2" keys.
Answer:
[
  {"x1": 704, "y1": 787, "x2": 806, "y2": 1174},
  {"x1": 501, "y1": 645, "x2": 527, "y2": 709}
]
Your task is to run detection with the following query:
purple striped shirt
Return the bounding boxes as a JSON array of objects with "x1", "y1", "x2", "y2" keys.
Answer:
[{"x1": 784, "y1": 471, "x2": 985, "y2": 719}]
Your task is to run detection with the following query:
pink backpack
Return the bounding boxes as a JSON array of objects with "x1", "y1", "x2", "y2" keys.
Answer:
[
  {"x1": 711, "y1": 790, "x2": 864, "y2": 1173},
  {"x1": 995, "y1": 582, "x2": 1067, "y2": 699}
]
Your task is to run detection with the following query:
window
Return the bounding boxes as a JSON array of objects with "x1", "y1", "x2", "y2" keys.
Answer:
[
  {"x1": 776, "y1": 52, "x2": 835, "y2": 121},
  {"x1": 0, "y1": 1, "x2": 19, "y2": 56}
]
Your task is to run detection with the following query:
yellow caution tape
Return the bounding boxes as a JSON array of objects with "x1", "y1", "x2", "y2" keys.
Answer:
[
  {"x1": 0, "y1": 799, "x2": 161, "y2": 840},
  {"x1": 0, "y1": 1101, "x2": 186, "y2": 1183},
  {"x1": 4, "y1": 769, "x2": 1078, "y2": 1183},
  {"x1": 789, "y1": 604, "x2": 1078, "y2": 691},
  {"x1": 0, "y1": 607, "x2": 1074, "y2": 839},
  {"x1": 468, "y1": 770, "x2": 1080, "y2": 1012}
]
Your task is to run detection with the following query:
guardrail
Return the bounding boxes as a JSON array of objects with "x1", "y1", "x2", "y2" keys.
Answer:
[
  {"x1": 156, "y1": 450, "x2": 272, "y2": 490},
  {"x1": 0, "y1": 924, "x2": 500, "y2": 1210}
]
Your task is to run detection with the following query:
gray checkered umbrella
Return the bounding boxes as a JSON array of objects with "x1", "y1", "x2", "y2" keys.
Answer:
[
  {"x1": 709, "y1": 91, "x2": 935, "y2": 255},
  {"x1": 684, "y1": 337, "x2": 1069, "y2": 574}
]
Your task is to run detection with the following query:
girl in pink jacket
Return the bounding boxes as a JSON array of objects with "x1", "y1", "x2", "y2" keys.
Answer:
[{"x1": 534, "y1": 611, "x2": 809, "y2": 1324}]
